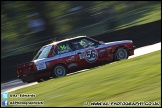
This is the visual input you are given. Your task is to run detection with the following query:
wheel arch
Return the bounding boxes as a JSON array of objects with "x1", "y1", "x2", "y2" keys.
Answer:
[
  {"x1": 113, "y1": 45, "x2": 129, "y2": 61},
  {"x1": 52, "y1": 63, "x2": 67, "y2": 69},
  {"x1": 51, "y1": 63, "x2": 68, "y2": 73},
  {"x1": 113, "y1": 45, "x2": 129, "y2": 54}
]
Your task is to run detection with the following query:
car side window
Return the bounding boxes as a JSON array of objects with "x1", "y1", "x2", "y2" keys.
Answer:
[
  {"x1": 69, "y1": 38, "x2": 97, "y2": 51},
  {"x1": 79, "y1": 38, "x2": 96, "y2": 48},
  {"x1": 70, "y1": 41, "x2": 84, "y2": 50},
  {"x1": 53, "y1": 42, "x2": 72, "y2": 56}
]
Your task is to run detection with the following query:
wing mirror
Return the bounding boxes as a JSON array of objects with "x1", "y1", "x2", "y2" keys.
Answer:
[
  {"x1": 95, "y1": 41, "x2": 105, "y2": 48},
  {"x1": 99, "y1": 41, "x2": 105, "y2": 44}
]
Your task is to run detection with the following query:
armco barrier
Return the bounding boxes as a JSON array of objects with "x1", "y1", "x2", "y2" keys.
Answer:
[{"x1": 1, "y1": 20, "x2": 161, "y2": 82}]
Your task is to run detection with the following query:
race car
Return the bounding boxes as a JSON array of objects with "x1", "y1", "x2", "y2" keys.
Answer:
[{"x1": 17, "y1": 36, "x2": 135, "y2": 83}]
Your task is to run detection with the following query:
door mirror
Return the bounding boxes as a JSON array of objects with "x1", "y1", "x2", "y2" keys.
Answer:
[{"x1": 99, "y1": 41, "x2": 105, "y2": 44}]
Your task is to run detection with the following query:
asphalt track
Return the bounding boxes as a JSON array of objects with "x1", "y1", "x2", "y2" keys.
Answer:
[{"x1": 1, "y1": 42, "x2": 161, "y2": 93}]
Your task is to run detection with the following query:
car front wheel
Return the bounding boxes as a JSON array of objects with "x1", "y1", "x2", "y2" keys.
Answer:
[
  {"x1": 114, "y1": 47, "x2": 128, "y2": 60},
  {"x1": 52, "y1": 65, "x2": 67, "y2": 78}
]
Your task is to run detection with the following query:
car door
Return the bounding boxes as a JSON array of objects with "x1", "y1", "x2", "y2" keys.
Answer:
[
  {"x1": 55, "y1": 41, "x2": 78, "y2": 70},
  {"x1": 67, "y1": 39, "x2": 88, "y2": 68},
  {"x1": 79, "y1": 37, "x2": 108, "y2": 62},
  {"x1": 68, "y1": 37, "x2": 104, "y2": 68}
]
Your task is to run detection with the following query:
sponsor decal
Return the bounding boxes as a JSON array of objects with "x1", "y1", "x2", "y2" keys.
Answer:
[
  {"x1": 60, "y1": 45, "x2": 66, "y2": 50},
  {"x1": 36, "y1": 62, "x2": 46, "y2": 70},
  {"x1": 79, "y1": 53, "x2": 84, "y2": 59},
  {"x1": 66, "y1": 56, "x2": 75, "y2": 62},
  {"x1": 99, "y1": 49, "x2": 106, "y2": 55}
]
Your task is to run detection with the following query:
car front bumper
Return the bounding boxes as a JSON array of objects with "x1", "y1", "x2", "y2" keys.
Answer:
[
  {"x1": 128, "y1": 46, "x2": 136, "y2": 55},
  {"x1": 127, "y1": 46, "x2": 136, "y2": 50}
]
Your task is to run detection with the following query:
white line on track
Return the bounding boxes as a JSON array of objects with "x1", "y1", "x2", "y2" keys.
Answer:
[{"x1": 1, "y1": 42, "x2": 161, "y2": 93}]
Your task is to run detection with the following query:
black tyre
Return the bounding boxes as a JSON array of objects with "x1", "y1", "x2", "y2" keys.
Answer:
[
  {"x1": 26, "y1": 81, "x2": 33, "y2": 83},
  {"x1": 37, "y1": 79, "x2": 42, "y2": 83},
  {"x1": 22, "y1": 80, "x2": 26, "y2": 83},
  {"x1": 52, "y1": 65, "x2": 67, "y2": 78},
  {"x1": 114, "y1": 47, "x2": 128, "y2": 60},
  {"x1": 22, "y1": 80, "x2": 32, "y2": 83}
]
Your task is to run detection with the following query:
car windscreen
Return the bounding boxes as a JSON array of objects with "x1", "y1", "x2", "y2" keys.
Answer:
[{"x1": 33, "y1": 45, "x2": 52, "y2": 60}]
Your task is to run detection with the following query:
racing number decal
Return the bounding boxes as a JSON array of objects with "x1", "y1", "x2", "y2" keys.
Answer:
[{"x1": 84, "y1": 48, "x2": 98, "y2": 63}]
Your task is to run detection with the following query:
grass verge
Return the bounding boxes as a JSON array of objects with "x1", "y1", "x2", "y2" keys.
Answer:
[{"x1": 6, "y1": 50, "x2": 161, "y2": 107}]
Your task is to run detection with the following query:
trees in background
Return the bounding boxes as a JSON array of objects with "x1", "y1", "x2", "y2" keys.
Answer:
[{"x1": 2, "y1": 1, "x2": 157, "y2": 58}]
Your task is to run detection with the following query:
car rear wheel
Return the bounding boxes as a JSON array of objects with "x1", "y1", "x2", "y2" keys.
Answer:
[
  {"x1": 37, "y1": 79, "x2": 42, "y2": 83},
  {"x1": 114, "y1": 47, "x2": 128, "y2": 60},
  {"x1": 52, "y1": 65, "x2": 67, "y2": 78},
  {"x1": 22, "y1": 79, "x2": 32, "y2": 83}
]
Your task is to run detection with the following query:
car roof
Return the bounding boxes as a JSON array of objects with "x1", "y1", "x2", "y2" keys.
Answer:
[{"x1": 44, "y1": 36, "x2": 87, "y2": 47}]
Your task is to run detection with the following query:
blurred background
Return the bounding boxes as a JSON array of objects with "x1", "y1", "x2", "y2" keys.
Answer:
[
  {"x1": 1, "y1": 1, "x2": 161, "y2": 58},
  {"x1": 1, "y1": 2, "x2": 161, "y2": 103}
]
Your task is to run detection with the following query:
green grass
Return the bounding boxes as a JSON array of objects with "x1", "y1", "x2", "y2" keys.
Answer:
[{"x1": 6, "y1": 50, "x2": 161, "y2": 107}]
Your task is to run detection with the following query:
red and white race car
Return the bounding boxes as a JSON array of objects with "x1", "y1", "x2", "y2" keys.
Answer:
[{"x1": 17, "y1": 36, "x2": 135, "y2": 83}]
